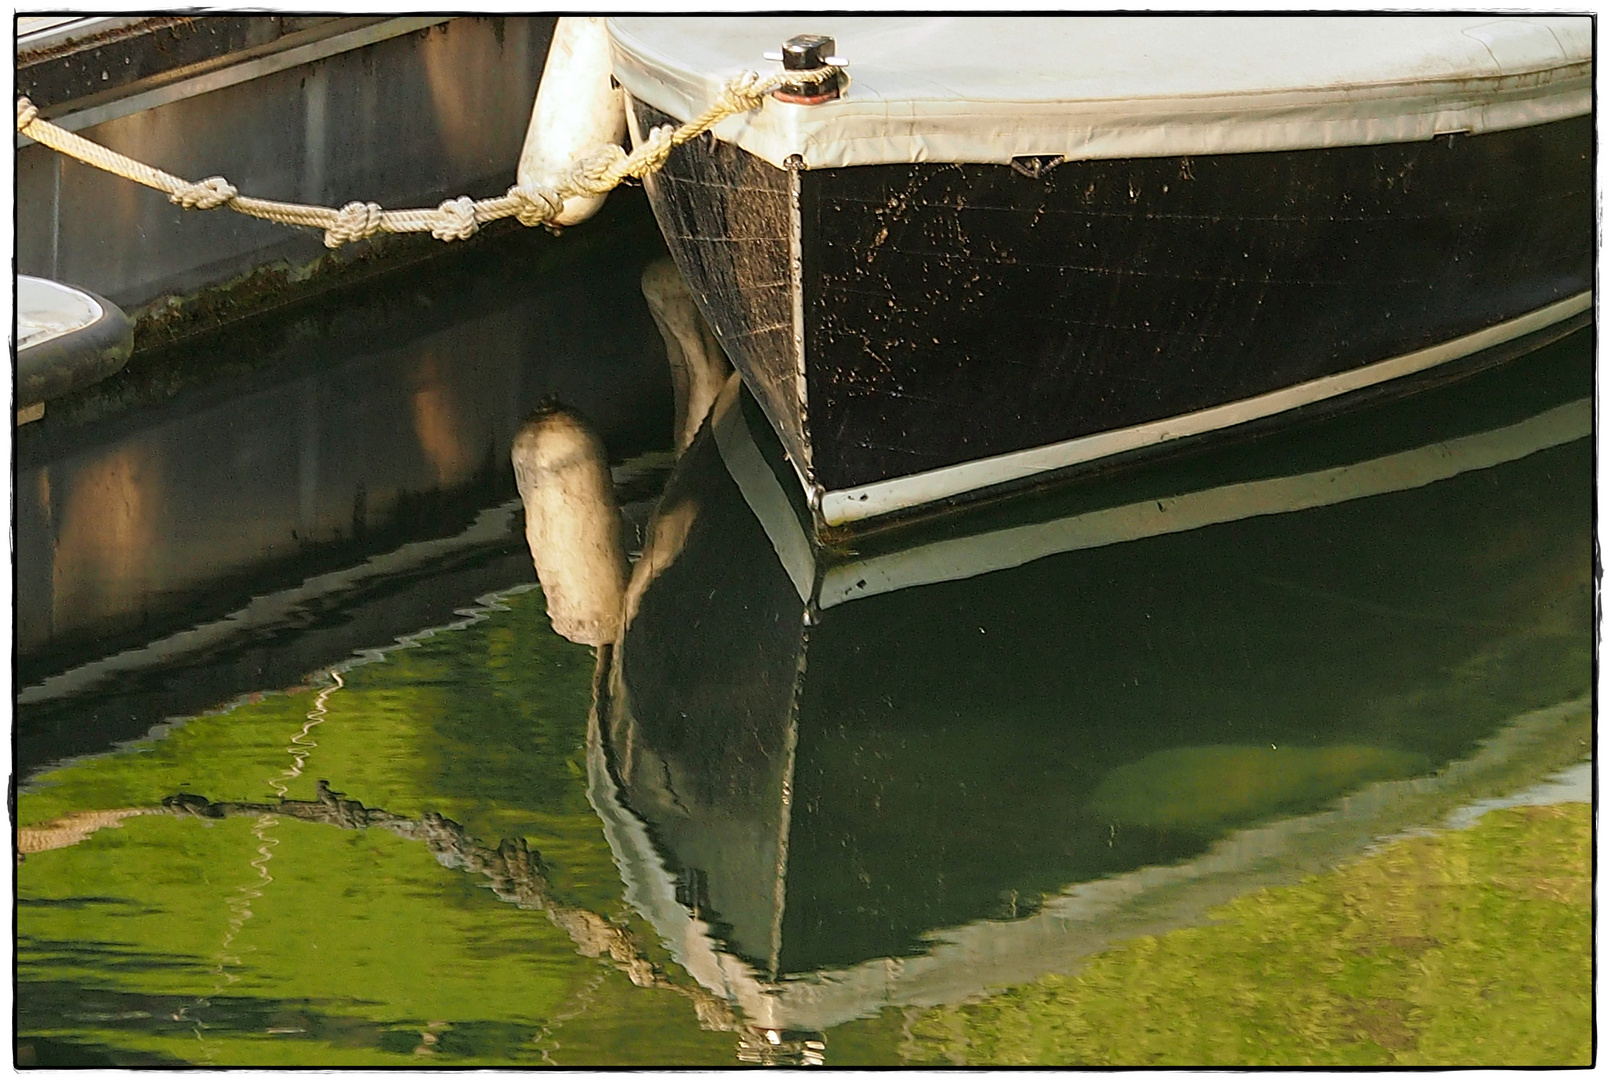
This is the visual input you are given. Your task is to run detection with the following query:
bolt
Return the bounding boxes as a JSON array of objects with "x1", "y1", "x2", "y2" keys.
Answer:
[{"x1": 765, "y1": 34, "x2": 847, "y2": 105}]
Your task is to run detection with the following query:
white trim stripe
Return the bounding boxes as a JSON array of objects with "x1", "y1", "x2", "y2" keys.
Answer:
[
  {"x1": 820, "y1": 397, "x2": 1590, "y2": 609},
  {"x1": 821, "y1": 292, "x2": 1591, "y2": 526},
  {"x1": 711, "y1": 375, "x2": 817, "y2": 605}
]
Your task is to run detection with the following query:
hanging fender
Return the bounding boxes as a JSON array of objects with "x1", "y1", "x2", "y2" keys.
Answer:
[{"x1": 517, "y1": 17, "x2": 628, "y2": 228}]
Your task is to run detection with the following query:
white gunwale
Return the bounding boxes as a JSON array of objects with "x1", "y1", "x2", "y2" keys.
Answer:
[{"x1": 819, "y1": 291, "x2": 1592, "y2": 527}]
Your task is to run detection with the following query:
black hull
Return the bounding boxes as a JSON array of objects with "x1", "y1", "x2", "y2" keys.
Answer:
[{"x1": 634, "y1": 100, "x2": 1592, "y2": 529}]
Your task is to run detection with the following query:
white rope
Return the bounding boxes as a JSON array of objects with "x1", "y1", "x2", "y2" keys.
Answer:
[
  {"x1": 171, "y1": 176, "x2": 238, "y2": 210},
  {"x1": 431, "y1": 195, "x2": 480, "y2": 242},
  {"x1": 14, "y1": 64, "x2": 841, "y2": 249},
  {"x1": 324, "y1": 201, "x2": 385, "y2": 248}
]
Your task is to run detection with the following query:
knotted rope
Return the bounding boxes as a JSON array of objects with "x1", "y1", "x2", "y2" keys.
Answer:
[
  {"x1": 325, "y1": 201, "x2": 385, "y2": 246},
  {"x1": 15, "y1": 64, "x2": 840, "y2": 249},
  {"x1": 172, "y1": 176, "x2": 238, "y2": 210}
]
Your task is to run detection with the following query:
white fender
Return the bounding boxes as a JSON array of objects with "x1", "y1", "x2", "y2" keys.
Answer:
[
  {"x1": 640, "y1": 258, "x2": 732, "y2": 453},
  {"x1": 512, "y1": 407, "x2": 629, "y2": 646},
  {"x1": 518, "y1": 16, "x2": 628, "y2": 227}
]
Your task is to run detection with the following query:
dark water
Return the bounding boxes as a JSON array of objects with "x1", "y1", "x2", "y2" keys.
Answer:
[
  {"x1": 12, "y1": 205, "x2": 1594, "y2": 1066},
  {"x1": 14, "y1": 202, "x2": 672, "y2": 770}
]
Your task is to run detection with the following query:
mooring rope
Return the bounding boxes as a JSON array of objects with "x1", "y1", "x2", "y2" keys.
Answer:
[
  {"x1": 15, "y1": 807, "x2": 156, "y2": 856},
  {"x1": 15, "y1": 65, "x2": 841, "y2": 250}
]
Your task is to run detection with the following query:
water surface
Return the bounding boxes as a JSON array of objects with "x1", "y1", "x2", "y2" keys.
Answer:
[{"x1": 13, "y1": 248, "x2": 1594, "y2": 1066}]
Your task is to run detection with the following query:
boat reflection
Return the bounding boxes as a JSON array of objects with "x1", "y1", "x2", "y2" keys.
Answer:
[{"x1": 549, "y1": 329, "x2": 1591, "y2": 1038}]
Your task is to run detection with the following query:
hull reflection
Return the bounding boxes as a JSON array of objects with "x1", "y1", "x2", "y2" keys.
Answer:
[{"x1": 587, "y1": 330, "x2": 1591, "y2": 1032}]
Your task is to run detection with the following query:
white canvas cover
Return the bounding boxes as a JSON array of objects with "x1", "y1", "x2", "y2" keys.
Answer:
[{"x1": 608, "y1": 16, "x2": 1591, "y2": 169}]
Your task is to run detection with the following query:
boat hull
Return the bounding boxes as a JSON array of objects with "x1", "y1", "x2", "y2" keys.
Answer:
[
  {"x1": 16, "y1": 277, "x2": 135, "y2": 412},
  {"x1": 632, "y1": 99, "x2": 1593, "y2": 532}
]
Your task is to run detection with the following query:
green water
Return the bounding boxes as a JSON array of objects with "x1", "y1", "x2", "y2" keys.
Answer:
[
  {"x1": 14, "y1": 334, "x2": 1595, "y2": 1067},
  {"x1": 17, "y1": 588, "x2": 745, "y2": 1066},
  {"x1": 15, "y1": 580, "x2": 1592, "y2": 1066}
]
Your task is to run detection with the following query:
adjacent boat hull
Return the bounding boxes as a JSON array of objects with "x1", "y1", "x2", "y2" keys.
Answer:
[
  {"x1": 16, "y1": 276, "x2": 135, "y2": 414},
  {"x1": 632, "y1": 98, "x2": 1592, "y2": 532}
]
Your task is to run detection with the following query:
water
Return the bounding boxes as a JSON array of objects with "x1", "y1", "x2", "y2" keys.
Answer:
[{"x1": 12, "y1": 202, "x2": 1594, "y2": 1067}]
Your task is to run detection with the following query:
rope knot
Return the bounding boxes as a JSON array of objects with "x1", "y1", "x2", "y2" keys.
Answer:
[
  {"x1": 324, "y1": 201, "x2": 384, "y2": 248},
  {"x1": 622, "y1": 126, "x2": 675, "y2": 181},
  {"x1": 569, "y1": 143, "x2": 632, "y2": 192},
  {"x1": 16, "y1": 97, "x2": 38, "y2": 132},
  {"x1": 169, "y1": 175, "x2": 238, "y2": 210},
  {"x1": 431, "y1": 195, "x2": 479, "y2": 242},
  {"x1": 719, "y1": 71, "x2": 770, "y2": 112},
  {"x1": 510, "y1": 184, "x2": 564, "y2": 228}
]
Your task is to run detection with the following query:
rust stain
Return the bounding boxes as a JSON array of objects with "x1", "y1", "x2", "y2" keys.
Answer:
[{"x1": 16, "y1": 16, "x2": 193, "y2": 67}]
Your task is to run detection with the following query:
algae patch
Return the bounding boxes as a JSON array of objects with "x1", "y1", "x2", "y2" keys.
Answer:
[
  {"x1": 900, "y1": 800, "x2": 1592, "y2": 1067},
  {"x1": 1090, "y1": 743, "x2": 1429, "y2": 830}
]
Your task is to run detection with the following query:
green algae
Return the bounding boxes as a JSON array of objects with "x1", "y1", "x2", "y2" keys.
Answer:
[
  {"x1": 897, "y1": 799, "x2": 1592, "y2": 1067},
  {"x1": 1089, "y1": 743, "x2": 1432, "y2": 831},
  {"x1": 14, "y1": 585, "x2": 735, "y2": 1067}
]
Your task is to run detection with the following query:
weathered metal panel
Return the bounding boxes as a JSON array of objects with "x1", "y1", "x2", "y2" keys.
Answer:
[
  {"x1": 17, "y1": 16, "x2": 351, "y2": 107},
  {"x1": 15, "y1": 17, "x2": 555, "y2": 322},
  {"x1": 630, "y1": 97, "x2": 812, "y2": 488}
]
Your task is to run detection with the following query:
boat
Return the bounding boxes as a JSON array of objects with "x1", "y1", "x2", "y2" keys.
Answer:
[
  {"x1": 577, "y1": 327, "x2": 1592, "y2": 1037},
  {"x1": 16, "y1": 276, "x2": 134, "y2": 423},
  {"x1": 606, "y1": 16, "x2": 1593, "y2": 535}
]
